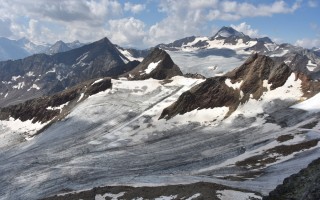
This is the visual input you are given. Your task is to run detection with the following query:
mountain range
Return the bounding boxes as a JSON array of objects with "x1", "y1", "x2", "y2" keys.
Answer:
[
  {"x1": 0, "y1": 37, "x2": 86, "y2": 61},
  {"x1": 0, "y1": 26, "x2": 320, "y2": 200}
]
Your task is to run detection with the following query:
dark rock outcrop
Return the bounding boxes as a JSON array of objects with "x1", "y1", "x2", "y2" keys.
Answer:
[
  {"x1": 126, "y1": 48, "x2": 183, "y2": 80},
  {"x1": 160, "y1": 76, "x2": 240, "y2": 119},
  {"x1": 264, "y1": 158, "x2": 320, "y2": 200},
  {"x1": 226, "y1": 53, "x2": 292, "y2": 99}
]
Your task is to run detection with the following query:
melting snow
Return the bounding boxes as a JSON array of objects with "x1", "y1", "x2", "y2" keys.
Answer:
[
  {"x1": 217, "y1": 190, "x2": 261, "y2": 200},
  {"x1": 46, "y1": 102, "x2": 69, "y2": 112},
  {"x1": 11, "y1": 75, "x2": 21, "y2": 81},
  {"x1": 0, "y1": 117, "x2": 48, "y2": 148},
  {"x1": 291, "y1": 92, "x2": 320, "y2": 112},
  {"x1": 26, "y1": 71, "x2": 35, "y2": 77},
  {"x1": 186, "y1": 193, "x2": 201, "y2": 200},
  {"x1": 306, "y1": 60, "x2": 317, "y2": 72},
  {"x1": 225, "y1": 79, "x2": 242, "y2": 90},
  {"x1": 27, "y1": 84, "x2": 40, "y2": 91},
  {"x1": 145, "y1": 60, "x2": 162, "y2": 74},
  {"x1": 95, "y1": 192, "x2": 125, "y2": 200},
  {"x1": 13, "y1": 82, "x2": 25, "y2": 89}
]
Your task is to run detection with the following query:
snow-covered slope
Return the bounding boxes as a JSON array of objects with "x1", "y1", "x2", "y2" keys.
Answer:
[
  {"x1": 159, "y1": 27, "x2": 320, "y2": 78},
  {"x1": 1, "y1": 69, "x2": 320, "y2": 199}
]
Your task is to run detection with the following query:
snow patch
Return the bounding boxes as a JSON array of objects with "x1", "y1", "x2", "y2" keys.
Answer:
[
  {"x1": 92, "y1": 79, "x2": 104, "y2": 85},
  {"x1": 186, "y1": 193, "x2": 201, "y2": 200},
  {"x1": 291, "y1": 92, "x2": 320, "y2": 112},
  {"x1": 27, "y1": 84, "x2": 40, "y2": 91},
  {"x1": 46, "y1": 102, "x2": 69, "y2": 112},
  {"x1": 306, "y1": 60, "x2": 317, "y2": 72},
  {"x1": 13, "y1": 82, "x2": 25, "y2": 89},
  {"x1": 77, "y1": 93, "x2": 85, "y2": 102},
  {"x1": 225, "y1": 79, "x2": 242, "y2": 90},
  {"x1": 145, "y1": 60, "x2": 162, "y2": 74},
  {"x1": 117, "y1": 48, "x2": 144, "y2": 62},
  {"x1": 217, "y1": 190, "x2": 261, "y2": 200},
  {"x1": 26, "y1": 71, "x2": 35, "y2": 77},
  {"x1": 12, "y1": 75, "x2": 21, "y2": 81},
  {"x1": 95, "y1": 192, "x2": 125, "y2": 200}
]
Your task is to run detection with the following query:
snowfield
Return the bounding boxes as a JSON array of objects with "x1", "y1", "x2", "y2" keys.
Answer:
[{"x1": 1, "y1": 76, "x2": 320, "y2": 199}]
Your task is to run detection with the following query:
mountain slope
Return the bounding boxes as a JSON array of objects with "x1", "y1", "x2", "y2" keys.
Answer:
[
  {"x1": 0, "y1": 77, "x2": 111, "y2": 146},
  {"x1": 0, "y1": 37, "x2": 137, "y2": 107},
  {"x1": 126, "y1": 48, "x2": 183, "y2": 80},
  {"x1": 160, "y1": 54, "x2": 314, "y2": 120}
]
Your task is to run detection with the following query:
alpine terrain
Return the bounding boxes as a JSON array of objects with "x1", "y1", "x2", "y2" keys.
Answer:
[{"x1": 0, "y1": 26, "x2": 320, "y2": 200}]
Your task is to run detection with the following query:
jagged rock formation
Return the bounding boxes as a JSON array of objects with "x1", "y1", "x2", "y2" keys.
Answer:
[
  {"x1": 0, "y1": 37, "x2": 137, "y2": 107},
  {"x1": 0, "y1": 77, "x2": 111, "y2": 125},
  {"x1": 160, "y1": 53, "x2": 320, "y2": 120},
  {"x1": 125, "y1": 48, "x2": 183, "y2": 80},
  {"x1": 264, "y1": 158, "x2": 320, "y2": 200}
]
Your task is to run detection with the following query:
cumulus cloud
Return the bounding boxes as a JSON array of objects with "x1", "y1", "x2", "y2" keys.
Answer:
[
  {"x1": 0, "y1": 19, "x2": 13, "y2": 37},
  {"x1": 0, "y1": 0, "x2": 307, "y2": 48},
  {"x1": 124, "y1": 2, "x2": 146, "y2": 14},
  {"x1": 231, "y1": 22, "x2": 260, "y2": 38},
  {"x1": 295, "y1": 38, "x2": 320, "y2": 49},
  {"x1": 107, "y1": 17, "x2": 147, "y2": 47}
]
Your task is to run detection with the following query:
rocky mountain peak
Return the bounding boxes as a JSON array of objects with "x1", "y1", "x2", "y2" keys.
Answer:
[
  {"x1": 126, "y1": 48, "x2": 183, "y2": 80},
  {"x1": 213, "y1": 26, "x2": 244, "y2": 39}
]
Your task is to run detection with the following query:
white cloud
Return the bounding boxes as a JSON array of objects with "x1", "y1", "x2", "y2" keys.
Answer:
[
  {"x1": 124, "y1": 2, "x2": 146, "y2": 14},
  {"x1": 106, "y1": 17, "x2": 146, "y2": 47},
  {"x1": 231, "y1": 22, "x2": 260, "y2": 38},
  {"x1": 295, "y1": 38, "x2": 320, "y2": 48},
  {"x1": 0, "y1": 19, "x2": 13, "y2": 37},
  {"x1": 0, "y1": 0, "x2": 307, "y2": 48},
  {"x1": 308, "y1": 0, "x2": 318, "y2": 8}
]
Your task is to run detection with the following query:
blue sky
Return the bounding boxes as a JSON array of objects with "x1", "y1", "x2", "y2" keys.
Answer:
[{"x1": 0, "y1": 0, "x2": 319, "y2": 49}]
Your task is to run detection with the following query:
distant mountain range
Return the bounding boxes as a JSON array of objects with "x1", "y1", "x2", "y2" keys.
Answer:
[{"x1": 0, "y1": 37, "x2": 85, "y2": 61}]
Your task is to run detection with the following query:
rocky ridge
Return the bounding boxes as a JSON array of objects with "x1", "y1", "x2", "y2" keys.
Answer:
[
  {"x1": 125, "y1": 48, "x2": 183, "y2": 80},
  {"x1": 0, "y1": 77, "x2": 111, "y2": 132},
  {"x1": 0, "y1": 37, "x2": 138, "y2": 107}
]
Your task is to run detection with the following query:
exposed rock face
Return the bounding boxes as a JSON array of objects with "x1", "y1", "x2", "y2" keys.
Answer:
[
  {"x1": 264, "y1": 158, "x2": 320, "y2": 200},
  {"x1": 0, "y1": 37, "x2": 133, "y2": 107},
  {"x1": 126, "y1": 48, "x2": 183, "y2": 80},
  {"x1": 0, "y1": 77, "x2": 111, "y2": 124},
  {"x1": 160, "y1": 76, "x2": 239, "y2": 119},
  {"x1": 226, "y1": 53, "x2": 292, "y2": 99},
  {"x1": 160, "y1": 54, "x2": 318, "y2": 120},
  {"x1": 184, "y1": 73, "x2": 206, "y2": 79}
]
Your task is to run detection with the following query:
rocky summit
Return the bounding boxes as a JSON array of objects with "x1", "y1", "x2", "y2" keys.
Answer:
[{"x1": 126, "y1": 47, "x2": 183, "y2": 80}]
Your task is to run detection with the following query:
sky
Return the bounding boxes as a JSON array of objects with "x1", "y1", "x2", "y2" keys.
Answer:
[{"x1": 0, "y1": 0, "x2": 319, "y2": 49}]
